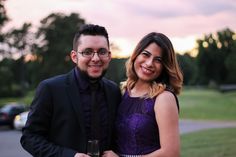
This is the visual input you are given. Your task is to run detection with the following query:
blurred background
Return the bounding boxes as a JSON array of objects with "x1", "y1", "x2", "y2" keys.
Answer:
[{"x1": 0, "y1": 0, "x2": 236, "y2": 157}]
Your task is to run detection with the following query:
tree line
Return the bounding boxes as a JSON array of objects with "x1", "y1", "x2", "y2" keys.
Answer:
[
  {"x1": 0, "y1": 1, "x2": 236, "y2": 97},
  {"x1": 178, "y1": 28, "x2": 236, "y2": 86}
]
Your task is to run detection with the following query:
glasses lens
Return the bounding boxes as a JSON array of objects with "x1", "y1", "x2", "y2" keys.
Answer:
[
  {"x1": 98, "y1": 48, "x2": 109, "y2": 58},
  {"x1": 82, "y1": 49, "x2": 94, "y2": 57},
  {"x1": 80, "y1": 48, "x2": 109, "y2": 58}
]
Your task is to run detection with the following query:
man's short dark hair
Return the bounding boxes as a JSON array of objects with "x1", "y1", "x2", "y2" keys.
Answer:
[{"x1": 73, "y1": 24, "x2": 109, "y2": 51}]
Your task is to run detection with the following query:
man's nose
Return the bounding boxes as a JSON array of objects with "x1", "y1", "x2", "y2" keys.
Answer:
[{"x1": 91, "y1": 52, "x2": 100, "y2": 61}]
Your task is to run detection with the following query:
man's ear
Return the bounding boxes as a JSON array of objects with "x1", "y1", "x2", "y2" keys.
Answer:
[
  {"x1": 70, "y1": 50, "x2": 78, "y2": 64},
  {"x1": 108, "y1": 51, "x2": 112, "y2": 61}
]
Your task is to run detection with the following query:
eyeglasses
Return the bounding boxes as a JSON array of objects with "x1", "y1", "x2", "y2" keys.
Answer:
[{"x1": 77, "y1": 48, "x2": 110, "y2": 59}]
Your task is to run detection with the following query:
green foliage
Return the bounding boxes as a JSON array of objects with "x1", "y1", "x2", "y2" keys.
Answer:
[
  {"x1": 179, "y1": 88, "x2": 236, "y2": 120},
  {"x1": 0, "y1": 0, "x2": 8, "y2": 41},
  {"x1": 35, "y1": 13, "x2": 85, "y2": 82},
  {"x1": 24, "y1": 60, "x2": 42, "y2": 88},
  {"x1": 105, "y1": 58, "x2": 127, "y2": 85},
  {"x1": 0, "y1": 62, "x2": 14, "y2": 96},
  {"x1": 5, "y1": 23, "x2": 32, "y2": 50},
  {"x1": 224, "y1": 44, "x2": 236, "y2": 83},
  {"x1": 181, "y1": 128, "x2": 236, "y2": 157},
  {"x1": 0, "y1": 90, "x2": 34, "y2": 107},
  {"x1": 0, "y1": 58, "x2": 25, "y2": 97},
  {"x1": 1, "y1": 23, "x2": 34, "y2": 95},
  {"x1": 196, "y1": 28, "x2": 236, "y2": 85},
  {"x1": 176, "y1": 28, "x2": 236, "y2": 86},
  {"x1": 0, "y1": 0, "x2": 8, "y2": 26},
  {"x1": 177, "y1": 53, "x2": 197, "y2": 85}
]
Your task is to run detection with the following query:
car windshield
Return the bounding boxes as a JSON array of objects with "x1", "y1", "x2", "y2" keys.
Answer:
[
  {"x1": 0, "y1": 105, "x2": 12, "y2": 112},
  {"x1": 0, "y1": 104, "x2": 24, "y2": 113}
]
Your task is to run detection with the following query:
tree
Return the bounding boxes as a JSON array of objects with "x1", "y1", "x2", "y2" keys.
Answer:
[
  {"x1": 217, "y1": 28, "x2": 236, "y2": 84},
  {"x1": 177, "y1": 53, "x2": 197, "y2": 85},
  {"x1": 0, "y1": 58, "x2": 14, "y2": 97},
  {"x1": 4, "y1": 23, "x2": 34, "y2": 93},
  {"x1": 224, "y1": 42, "x2": 236, "y2": 83},
  {"x1": 105, "y1": 58, "x2": 127, "y2": 84},
  {"x1": 0, "y1": 0, "x2": 9, "y2": 58},
  {"x1": 0, "y1": 0, "x2": 8, "y2": 41},
  {"x1": 196, "y1": 28, "x2": 236, "y2": 85},
  {"x1": 0, "y1": 58, "x2": 24, "y2": 97},
  {"x1": 5, "y1": 23, "x2": 33, "y2": 57},
  {"x1": 34, "y1": 13, "x2": 85, "y2": 83}
]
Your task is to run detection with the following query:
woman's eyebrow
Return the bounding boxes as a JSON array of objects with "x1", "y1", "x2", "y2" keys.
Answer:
[
  {"x1": 143, "y1": 49, "x2": 151, "y2": 54},
  {"x1": 143, "y1": 49, "x2": 162, "y2": 58}
]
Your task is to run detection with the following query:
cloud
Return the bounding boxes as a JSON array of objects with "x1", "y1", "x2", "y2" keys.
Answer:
[
  {"x1": 193, "y1": 0, "x2": 236, "y2": 15},
  {"x1": 4, "y1": 0, "x2": 236, "y2": 55}
]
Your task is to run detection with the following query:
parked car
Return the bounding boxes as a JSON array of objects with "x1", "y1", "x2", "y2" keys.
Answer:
[
  {"x1": 14, "y1": 111, "x2": 29, "y2": 130},
  {"x1": 0, "y1": 102, "x2": 26, "y2": 129}
]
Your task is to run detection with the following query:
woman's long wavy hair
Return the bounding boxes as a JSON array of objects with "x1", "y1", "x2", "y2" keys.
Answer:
[{"x1": 122, "y1": 32, "x2": 183, "y2": 98}]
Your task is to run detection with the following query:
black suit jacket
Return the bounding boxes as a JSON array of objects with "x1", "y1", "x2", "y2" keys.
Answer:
[{"x1": 21, "y1": 69, "x2": 121, "y2": 157}]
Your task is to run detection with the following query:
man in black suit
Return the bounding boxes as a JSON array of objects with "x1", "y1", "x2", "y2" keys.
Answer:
[{"x1": 21, "y1": 24, "x2": 121, "y2": 157}]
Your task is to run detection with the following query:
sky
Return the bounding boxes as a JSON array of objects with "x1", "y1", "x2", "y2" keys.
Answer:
[{"x1": 4, "y1": 0, "x2": 236, "y2": 58}]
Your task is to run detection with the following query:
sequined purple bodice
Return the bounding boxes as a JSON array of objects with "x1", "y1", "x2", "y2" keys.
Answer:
[{"x1": 115, "y1": 91, "x2": 160, "y2": 155}]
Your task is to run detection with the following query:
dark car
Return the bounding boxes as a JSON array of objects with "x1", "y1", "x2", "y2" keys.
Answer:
[{"x1": 0, "y1": 102, "x2": 26, "y2": 129}]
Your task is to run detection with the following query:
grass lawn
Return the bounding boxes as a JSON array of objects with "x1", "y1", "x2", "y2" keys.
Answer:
[
  {"x1": 179, "y1": 88, "x2": 236, "y2": 156},
  {"x1": 179, "y1": 88, "x2": 236, "y2": 121},
  {"x1": 181, "y1": 127, "x2": 236, "y2": 157}
]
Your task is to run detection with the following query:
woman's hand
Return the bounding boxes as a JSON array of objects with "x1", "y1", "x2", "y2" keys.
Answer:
[{"x1": 102, "y1": 150, "x2": 119, "y2": 157}]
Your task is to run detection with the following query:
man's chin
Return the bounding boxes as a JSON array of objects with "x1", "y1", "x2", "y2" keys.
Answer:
[
  {"x1": 88, "y1": 70, "x2": 107, "y2": 81},
  {"x1": 79, "y1": 68, "x2": 107, "y2": 81},
  {"x1": 88, "y1": 74, "x2": 102, "y2": 80}
]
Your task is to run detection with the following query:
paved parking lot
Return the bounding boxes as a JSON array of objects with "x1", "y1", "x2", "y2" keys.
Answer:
[
  {"x1": 179, "y1": 119, "x2": 236, "y2": 134},
  {"x1": 0, "y1": 126, "x2": 31, "y2": 157}
]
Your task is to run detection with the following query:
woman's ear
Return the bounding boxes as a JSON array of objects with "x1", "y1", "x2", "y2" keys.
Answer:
[{"x1": 70, "y1": 50, "x2": 78, "y2": 64}]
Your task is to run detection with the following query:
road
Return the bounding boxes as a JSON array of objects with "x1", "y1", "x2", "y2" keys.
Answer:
[
  {"x1": 1, "y1": 120, "x2": 236, "y2": 157},
  {"x1": 179, "y1": 119, "x2": 236, "y2": 134},
  {"x1": 0, "y1": 126, "x2": 31, "y2": 157}
]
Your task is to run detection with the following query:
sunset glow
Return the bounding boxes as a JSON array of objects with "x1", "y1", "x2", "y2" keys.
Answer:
[{"x1": 3, "y1": 0, "x2": 236, "y2": 59}]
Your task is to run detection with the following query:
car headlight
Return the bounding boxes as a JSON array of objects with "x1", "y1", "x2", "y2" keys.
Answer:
[{"x1": 15, "y1": 115, "x2": 21, "y2": 121}]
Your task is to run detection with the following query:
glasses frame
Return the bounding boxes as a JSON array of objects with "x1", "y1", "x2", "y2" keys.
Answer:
[{"x1": 77, "y1": 48, "x2": 111, "y2": 59}]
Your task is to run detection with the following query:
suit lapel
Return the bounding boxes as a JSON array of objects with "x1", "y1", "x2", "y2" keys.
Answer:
[{"x1": 66, "y1": 70, "x2": 86, "y2": 137}]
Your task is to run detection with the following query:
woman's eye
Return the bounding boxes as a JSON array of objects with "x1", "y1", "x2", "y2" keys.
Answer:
[
  {"x1": 141, "y1": 51, "x2": 150, "y2": 57},
  {"x1": 154, "y1": 57, "x2": 162, "y2": 63}
]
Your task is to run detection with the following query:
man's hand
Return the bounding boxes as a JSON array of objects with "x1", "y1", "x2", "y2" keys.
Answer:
[{"x1": 74, "y1": 153, "x2": 90, "y2": 157}]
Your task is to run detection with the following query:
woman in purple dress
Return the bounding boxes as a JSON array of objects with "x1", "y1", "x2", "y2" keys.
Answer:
[{"x1": 103, "y1": 32, "x2": 183, "y2": 157}]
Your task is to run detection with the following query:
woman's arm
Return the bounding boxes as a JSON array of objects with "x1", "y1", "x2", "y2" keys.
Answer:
[{"x1": 144, "y1": 91, "x2": 180, "y2": 157}]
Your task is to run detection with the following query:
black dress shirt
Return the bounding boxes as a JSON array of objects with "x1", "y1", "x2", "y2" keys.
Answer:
[{"x1": 74, "y1": 68, "x2": 108, "y2": 152}]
